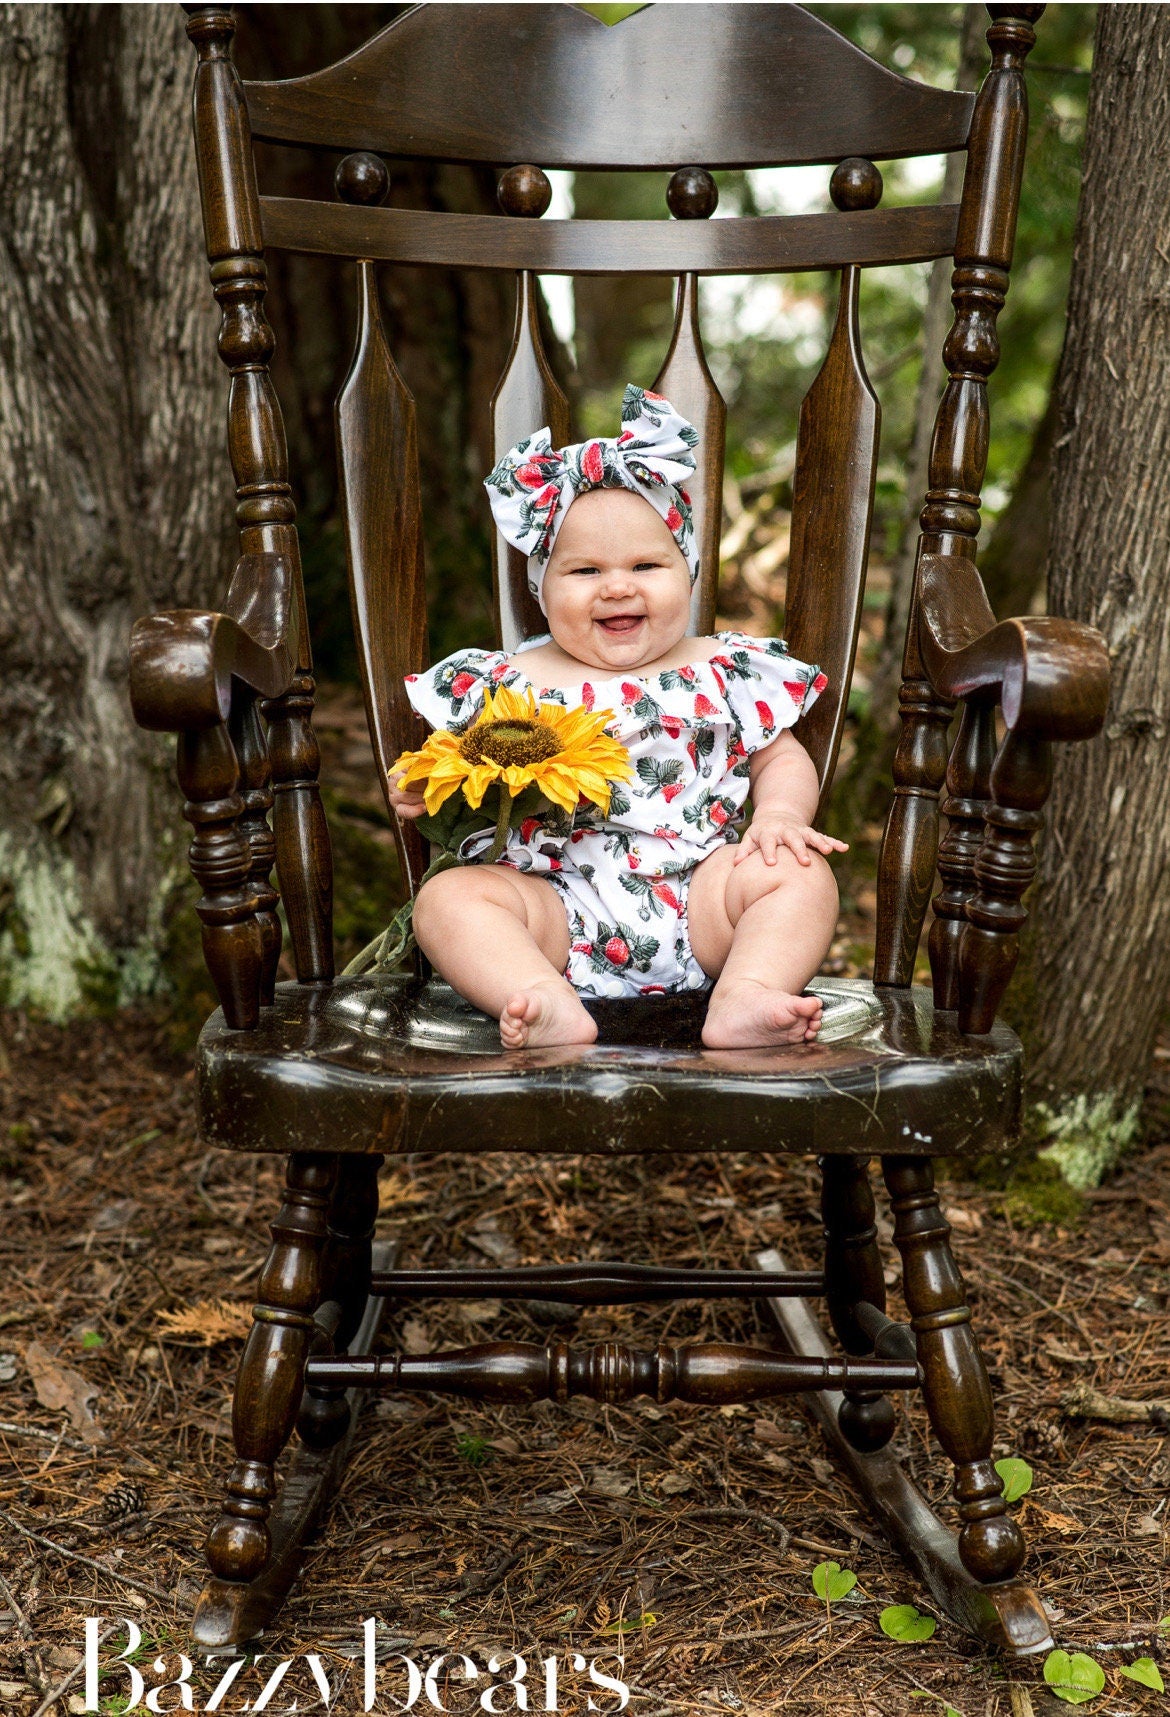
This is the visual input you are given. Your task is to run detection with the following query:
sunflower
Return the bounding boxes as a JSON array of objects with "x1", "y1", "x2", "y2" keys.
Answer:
[{"x1": 390, "y1": 683, "x2": 631, "y2": 821}]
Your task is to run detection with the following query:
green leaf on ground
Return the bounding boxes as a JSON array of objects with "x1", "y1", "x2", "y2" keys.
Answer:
[
  {"x1": 602, "y1": 1612, "x2": 657, "y2": 1635},
  {"x1": 1043, "y1": 1650, "x2": 1105, "y2": 1704},
  {"x1": 1157, "y1": 1616, "x2": 1170, "y2": 1636},
  {"x1": 908, "y1": 1698, "x2": 962, "y2": 1717},
  {"x1": 879, "y1": 1604, "x2": 937, "y2": 1642},
  {"x1": 1119, "y1": 1658, "x2": 1164, "y2": 1691},
  {"x1": 811, "y1": 1561, "x2": 857, "y2": 1602},
  {"x1": 994, "y1": 1456, "x2": 1034, "y2": 1503}
]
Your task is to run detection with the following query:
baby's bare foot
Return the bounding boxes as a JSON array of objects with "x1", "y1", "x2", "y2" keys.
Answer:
[
  {"x1": 701, "y1": 980, "x2": 823, "y2": 1049},
  {"x1": 500, "y1": 980, "x2": 598, "y2": 1050}
]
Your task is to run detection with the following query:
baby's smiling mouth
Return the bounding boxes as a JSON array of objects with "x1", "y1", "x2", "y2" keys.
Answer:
[{"x1": 595, "y1": 613, "x2": 645, "y2": 636}]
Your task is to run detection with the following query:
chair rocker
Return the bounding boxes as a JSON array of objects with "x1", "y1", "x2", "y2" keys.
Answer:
[{"x1": 130, "y1": 1, "x2": 1110, "y2": 1655}]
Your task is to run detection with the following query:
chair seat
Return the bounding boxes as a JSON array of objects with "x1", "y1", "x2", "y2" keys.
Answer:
[{"x1": 196, "y1": 974, "x2": 1021, "y2": 1158}]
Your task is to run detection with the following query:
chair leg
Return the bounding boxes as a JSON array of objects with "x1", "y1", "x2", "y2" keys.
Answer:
[
  {"x1": 820, "y1": 1155, "x2": 896, "y2": 1452},
  {"x1": 205, "y1": 1152, "x2": 336, "y2": 1584},
  {"x1": 298, "y1": 1155, "x2": 383, "y2": 1449},
  {"x1": 882, "y1": 1155, "x2": 1024, "y2": 1584}
]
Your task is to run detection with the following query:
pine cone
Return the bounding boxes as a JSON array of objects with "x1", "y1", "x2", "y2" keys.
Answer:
[{"x1": 100, "y1": 1481, "x2": 146, "y2": 1522}]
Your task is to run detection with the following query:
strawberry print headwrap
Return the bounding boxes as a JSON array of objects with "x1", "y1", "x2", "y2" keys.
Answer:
[{"x1": 484, "y1": 383, "x2": 701, "y2": 613}]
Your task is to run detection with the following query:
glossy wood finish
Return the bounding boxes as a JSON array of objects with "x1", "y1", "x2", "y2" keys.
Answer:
[
  {"x1": 334, "y1": 152, "x2": 429, "y2": 895},
  {"x1": 655, "y1": 167, "x2": 725, "y2": 637},
  {"x1": 242, "y1": 4, "x2": 975, "y2": 168},
  {"x1": 785, "y1": 158, "x2": 881, "y2": 802},
  {"x1": 193, "y1": 1238, "x2": 397, "y2": 1648},
  {"x1": 305, "y1": 1343, "x2": 922, "y2": 1404},
  {"x1": 916, "y1": 551, "x2": 1109, "y2": 1028},
  {"x1": 821, "y1": 1156, "x2": 895, "y2": 1453},
  {"x1": 205, "y1": 1152, "x2": 335, "y2": 1586},
  {"x1": 121, "y1": 2, "x2": 1106, "y2": 1647},
  {"x1": 883, "y1": 1156, "x2": 1023, "y2": 1584},
  {"x1": 298, "y1": 1153, "x2": 383, "y2": 1450},
  {"x1": 491, "y1": 165, "x2": 570, "y2": 652},
  {"x1": 875, "y1": 5, "x2": 1044, "y2": 990},
  {"x1": 259, "y1": 196, "x2": 961, "y2": 276},
  {"x1": 196, "y1": 974, "x2": 1022, "y2": 1161},
  {"x1": 757, "y1": 1248, "x2": 1053, "y2": 1658},
  {"x1": 368, "y1": 1262, "x2": 824, "y2": 1303}
]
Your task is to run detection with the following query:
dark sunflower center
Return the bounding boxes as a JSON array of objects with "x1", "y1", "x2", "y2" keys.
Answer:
[{"x1": 459, "y1": 717, "x2": 561, "y2": 768}]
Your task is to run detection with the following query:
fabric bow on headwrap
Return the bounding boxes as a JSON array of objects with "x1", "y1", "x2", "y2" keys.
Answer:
[{"x1": 483, "y1": 383, "x2": 700, "y2": 613}]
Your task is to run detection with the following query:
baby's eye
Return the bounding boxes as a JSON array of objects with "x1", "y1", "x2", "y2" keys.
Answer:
[
  {"x1": 632, "y1": 561, "x2": 663, "y2": 572},
  {"x1": 568, "y1": 564, "x2": 600, "y2": 576}
]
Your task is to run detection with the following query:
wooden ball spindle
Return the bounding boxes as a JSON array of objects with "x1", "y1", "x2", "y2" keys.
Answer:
[
  {"x1": 666, "y1": 165, "x2": 718, "y2": 220},
  {"x1": 334, "y1": 150, "x2": 390, "y2": 206},
  {"x1": 830, "y1": 157, "x2": 883, "y2": 213},
  {"x1": 498, "y1": 164, "x2": 552, "y2": 218}
]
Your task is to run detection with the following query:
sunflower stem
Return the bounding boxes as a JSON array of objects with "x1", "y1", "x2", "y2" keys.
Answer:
[{"x1": 481, "y1": 788, "x2": 516, "y2": 865}]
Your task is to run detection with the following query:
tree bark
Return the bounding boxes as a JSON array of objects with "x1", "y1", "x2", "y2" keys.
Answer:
[
  {"x1": 0, "y1": 5, "x2": 228, "y2": 1017},
  {"x1": 1016, "y1": 4, "x2": 1170, "y2": 1184}
]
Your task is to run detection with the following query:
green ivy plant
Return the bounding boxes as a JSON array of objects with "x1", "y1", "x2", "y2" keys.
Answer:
[
  {"x1": 1119, "y1": 1658, "x2": 1164, "y2": 1692},
  {"x1": 811, "y1": 1561, "x2": 857, "y2": 1602},
  {"x1": 880, "y1": 1604, "x2": 937, "y2": 1643},
  {"x1": 1043, "y1": 1650, "x2": 1105, "y2": 1705},
  {"x1": 994, "y1": 1456, "x2": 1034, "y2": 1503}
]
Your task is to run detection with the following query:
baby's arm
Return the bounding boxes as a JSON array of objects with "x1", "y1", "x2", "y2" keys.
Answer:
[{"x1": 734, "y1": 732, "x2": 848, "y2": 867}]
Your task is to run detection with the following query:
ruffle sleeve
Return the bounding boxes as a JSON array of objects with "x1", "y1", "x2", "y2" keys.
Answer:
[
  {"x1": 711, "y1": 633, "x2": 829, "y2": 755},
  {"x1": 403, "y1": 647, "x2": 512, "y2": 733}
]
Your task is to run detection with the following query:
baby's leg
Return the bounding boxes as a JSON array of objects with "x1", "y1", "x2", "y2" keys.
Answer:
[
  {"x1": 412, "y1": 864, "x2": 596, "y2": 1050},
  {"x1": 687, "y1": 844, "x2": 839, "y2": 1048}
]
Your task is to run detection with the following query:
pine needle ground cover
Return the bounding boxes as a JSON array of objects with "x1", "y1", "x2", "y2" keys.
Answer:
[{"x1": 1, "y1": 998, "x2": 1168, "y2": 1715}]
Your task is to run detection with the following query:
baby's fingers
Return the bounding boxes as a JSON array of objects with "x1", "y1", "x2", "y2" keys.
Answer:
[
  {"x1": 782, "y1": 829, "x2": 811, "y2": 865},
  {"x1": 809, "y1": 832, "x2": 850, "y2": 854},
  {"x1": 732, "y1": 828, "x2": 758, "y2": 866}
]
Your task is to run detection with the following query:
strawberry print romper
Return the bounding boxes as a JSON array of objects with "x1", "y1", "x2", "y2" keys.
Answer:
[{"x1": 404, "y1": 632, "x2": 827, "y2": 1000}]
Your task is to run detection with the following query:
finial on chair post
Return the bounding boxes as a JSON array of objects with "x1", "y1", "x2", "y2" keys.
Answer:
[{"x1": 666, "y1": 166, "x2": 718, "y2": 220}]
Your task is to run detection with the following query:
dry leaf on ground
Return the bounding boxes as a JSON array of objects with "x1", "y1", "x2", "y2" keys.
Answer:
[{"x1": 24, "y1": 1339, "x2": 104, "y2": 1443}]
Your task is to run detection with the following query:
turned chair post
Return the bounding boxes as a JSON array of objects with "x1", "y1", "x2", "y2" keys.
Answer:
[
  {"x1": 206, "y1": 1152, "x2": 336, "y2": 1584},
  {"x1": 883, "y1": 1156, "x2": 1024, "y2": 1583},
  {"x1": 875, "y1": 3, "x2": 1043, "y2": 994},
  {"x1": 185, "y1": 2, "x2": 334, "y2": 989}
]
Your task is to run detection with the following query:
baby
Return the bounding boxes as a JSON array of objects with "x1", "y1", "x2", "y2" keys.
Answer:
[{"x1": 389, "y1": 385, "x2": 846, "y2": 1052}]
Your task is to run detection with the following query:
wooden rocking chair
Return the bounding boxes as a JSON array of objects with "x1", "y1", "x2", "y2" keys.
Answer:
[{"x1": 129, "y1": 1, "x2": 1110, "y2": 1655}]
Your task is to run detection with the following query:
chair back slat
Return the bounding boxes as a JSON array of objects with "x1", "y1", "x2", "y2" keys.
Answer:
[
  {"x1": 258, "y1": 197, "x2": 961, "y2": 277},
  {"x1": 490, "y1": 267, "x2": 571, "y2": 652},
  {"x1": 241, "y1": 3, "x2": 974, "y2": 169},
  {"x1": 336, "y1": 257, "x2": 429, "y2": 896},
  {"x1": 652, "y1": 273, "x2": 726, "y2": 638},
  {"x1": 784, "y1": 264, "x2": 880, "y2": 806}
]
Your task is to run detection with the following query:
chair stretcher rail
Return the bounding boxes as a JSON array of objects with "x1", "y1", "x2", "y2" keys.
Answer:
[
  {"x1": 367, "y1": 1263, "x2": 824, "y2": 1302},
  {"x1": 304, "y1": 1340, "x2": 923, "y2": 1404}
]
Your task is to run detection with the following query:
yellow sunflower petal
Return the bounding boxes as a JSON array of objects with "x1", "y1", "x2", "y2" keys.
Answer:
[{"x1": 460, "y1": 760, "x2": 501, "y2": 810}]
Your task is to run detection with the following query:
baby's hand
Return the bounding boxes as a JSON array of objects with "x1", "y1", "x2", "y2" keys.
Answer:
[
  {"x1": 387, "y1": 770, "x2": 427, "y2": 820},
  {"x1": 733, "y1": 812, "x2": 848, "y2": 867}
]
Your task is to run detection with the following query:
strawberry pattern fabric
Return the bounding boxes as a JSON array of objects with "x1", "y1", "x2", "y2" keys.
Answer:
[{"x1": 404, "y1": 631, "x2": 827, "y2": 999}]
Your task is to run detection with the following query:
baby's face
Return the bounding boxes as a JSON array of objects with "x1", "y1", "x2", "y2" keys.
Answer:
[{"x1": 541, "y1": 489, "x2": 692, "y2": 672}]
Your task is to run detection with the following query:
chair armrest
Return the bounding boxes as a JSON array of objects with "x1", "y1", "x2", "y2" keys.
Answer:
[
  {"x1": 129, "y1": 552, "x2": 299, "y2": 732},
  {"x1": 917, "y1": 552, "x2": 1110, "y2": 741}
]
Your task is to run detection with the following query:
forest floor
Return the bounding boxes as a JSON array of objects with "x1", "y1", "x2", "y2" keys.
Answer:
[{"x1": 3, "y1": 667, "x2": 1170, "y2": 1716}]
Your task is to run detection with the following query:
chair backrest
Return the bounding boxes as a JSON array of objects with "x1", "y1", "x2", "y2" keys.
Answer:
[{"x1": 182, "y1": 0, "x2": 1040, "y2": 986}]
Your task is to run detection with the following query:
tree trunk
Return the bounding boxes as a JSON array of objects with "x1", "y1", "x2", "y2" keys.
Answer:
[
  {"x1": 0, "y1": 5, "x2": 228, "y2": 1018},
  {"x1": 1015, "y1": 4, "x2": 1170, "y2": 1185}
]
